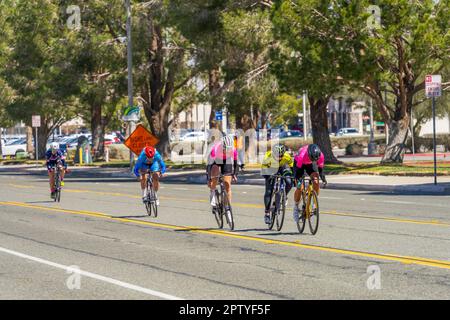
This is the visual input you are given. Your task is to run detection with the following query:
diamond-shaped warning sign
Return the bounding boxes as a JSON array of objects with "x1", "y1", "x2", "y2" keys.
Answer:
[{"x1": 124, "y1": 124, "x2": 160, "y2": 156}]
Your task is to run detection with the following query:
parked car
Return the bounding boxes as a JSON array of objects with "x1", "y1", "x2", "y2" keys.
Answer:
[
  {"x1": 2, "y1": 138, "x2": 28, "y2": 157},
  {"x1": 335, "y1": 128, "x2": 361, "y2": 136},
  {"x1": 179, "y1": 131, "x2": 206, "y2": 142},
  {"x1": 279, "y1": 130, "x2": 303, "y2": 139}
]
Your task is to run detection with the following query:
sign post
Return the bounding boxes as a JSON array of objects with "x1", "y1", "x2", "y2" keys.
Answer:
[
  {"x1": 32, "y1": 115, "x2": 41, "y2": 161},
  {"x1": 425, "y1": 75, "x2": 442, "y2": 185}
]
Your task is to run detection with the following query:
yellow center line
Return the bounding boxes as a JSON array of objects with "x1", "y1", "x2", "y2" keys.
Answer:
[
  {"x1": 7, "y1": 184, "x2": 450, "y2": 228},
  {"x1": 1, "y1": 201, "x2": 450, "y2": 271}
]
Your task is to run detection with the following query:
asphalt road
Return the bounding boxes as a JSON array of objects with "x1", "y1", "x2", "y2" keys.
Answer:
[{"x1": 1, "y1": 169, "x2": 450, "y2": 300}]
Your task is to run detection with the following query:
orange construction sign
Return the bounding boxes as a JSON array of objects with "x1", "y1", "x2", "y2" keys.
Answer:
[{"x1": 124, "y1": 124, "x2": 160, "y2": 156}]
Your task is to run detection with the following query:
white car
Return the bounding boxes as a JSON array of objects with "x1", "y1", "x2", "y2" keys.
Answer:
[
  {"x1": 335, "y1": 128, "x2": 361, "y2": 136},
  {"x1": 2, "y1": 138, "x2": 28, "y2": 157},
  {"x1": 179, "y1": 131, "x2": 206, "y2": 142}
]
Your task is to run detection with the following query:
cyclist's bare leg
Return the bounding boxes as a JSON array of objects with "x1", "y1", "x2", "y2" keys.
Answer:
[
  {"x1": 152, "y1": 172, "x2": 160, "y2": 192},
  {"x1": 223, "y1": 175, "x2": 232, "y2": 203},
  {"x1": 209, "y1": 165, "x2": 220, "y2": 191},
  {"x1": 294, "y1": 181, "x2": 304, "y2": 203},
  {"x1": 48, "y1": 170, "x2": 55, "y2": 191},
  {"x1": 311, "y1": 172, "x2": 320, "y2": 195},
  {"x1": 140, "y1": 174, "x2": 147, "y2": 196}
]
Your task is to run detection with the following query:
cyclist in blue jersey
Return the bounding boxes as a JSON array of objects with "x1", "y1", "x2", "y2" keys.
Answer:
[{"x1": 133, "y1": 146, "x2": 166, "y2": 205}]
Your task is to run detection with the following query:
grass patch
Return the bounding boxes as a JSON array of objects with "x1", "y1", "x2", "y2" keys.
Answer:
[{"x1": 325, "y1": 162, "x2": 450, "y2": 176}]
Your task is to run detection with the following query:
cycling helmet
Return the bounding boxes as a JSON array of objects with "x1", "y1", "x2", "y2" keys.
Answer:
[
  {"x1": 144, "y1": 146, "x2": 156, "y2": 159},
  {"x1": 272, "y1": 144, "x2": 286, "y2": 159},
  {"x1": 307, "y1": 144, "x2": 321, "y2": 162},
  {"x1": 222, "y1": 134, "x2": 234, "y2": 149},
  {"x1": 50, "y1": 142, "x2": 59, "y2": 151}
]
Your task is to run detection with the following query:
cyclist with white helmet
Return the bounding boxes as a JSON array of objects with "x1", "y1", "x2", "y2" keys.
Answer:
[
  {"x1": 46, "y1": 142, "x2": 67, "y2": 199},
  {"x1": 261, "y1": 144, "x2": 294, "y2": 225},
  {"x1": 292, "y1": 144, "x2": 327, "y2": 222},
  {"x1": 206, "y1": 134, "x2": 238, "y2": 210}
]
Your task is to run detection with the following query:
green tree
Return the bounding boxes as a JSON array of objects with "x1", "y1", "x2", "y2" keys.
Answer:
[
  {"x1": 271, "y1": 0, "x2": 348, "y2": 162},
  {"x1": 66, "y1": 0, "x2": 128, "y2": 159},
  {"x1": 1, "y1": 0, "x2": 80, "y2": 157}
]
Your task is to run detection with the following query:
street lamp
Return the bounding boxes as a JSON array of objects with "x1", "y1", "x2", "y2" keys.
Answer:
[{"x1": 125, "y1": 0, "x2": 135, "y2": 169}]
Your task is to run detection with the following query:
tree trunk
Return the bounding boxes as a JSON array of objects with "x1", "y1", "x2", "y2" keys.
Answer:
[
  {"x1": 209, "y1": 67, "x2": 221, "y2": 129},
  {"x1": 91, "y1": 104, "x2": 102, "y2": 160},
  {"x1": 37, "y1": 126, "x2": 50, "y2": 159},
  {"x1": 381, "y1": 117, "x2": 409, "y2": 163},
  {"x1": 309, "y1": 97, "x2": 339, "y2": 163},
  {"x1": 140, "y1": 20, "x2": 179, "y2": 159},
  {"x1": 147, "y1": 105, "x2": 171, "y2": 158},
  {"x1": 26, "y1": 126, "x2": 33, "y2": 156}
]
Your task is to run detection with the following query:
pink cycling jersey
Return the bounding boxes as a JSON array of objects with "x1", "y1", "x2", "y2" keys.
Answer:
[
  {"x1": 294, "y1": 145, "x2": 325, "y2": 168},
  {"x1": 210, "y1": 142, "x2": 237, "y2": 162}
]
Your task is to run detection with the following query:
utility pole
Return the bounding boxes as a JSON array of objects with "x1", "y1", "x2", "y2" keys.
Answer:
[
  {"x1": 303, "y1": 91, "x2": 307, "y2": 141},
  {"x1": 126, "y1": 0, "x2": 135, "y2": 170},
  {"x1": 368, "y1": 98, "x2": 376, "y2": 155}
]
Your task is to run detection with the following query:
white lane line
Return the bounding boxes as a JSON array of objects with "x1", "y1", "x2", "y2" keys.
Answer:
[
  {"x1": 0, "y1": 246, "x2": 183, "y2": 300},
  {"x1": 321, "y1": 196, "x2": 343, "y2": 200},
  {"x1": 383, "y1": 200, "x2": 415, "y2": 205}
]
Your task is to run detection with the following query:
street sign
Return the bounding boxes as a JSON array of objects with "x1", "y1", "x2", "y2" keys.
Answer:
[
  {"x1": 32, "y1": 115, "x2": 41, "y2": 128},
  {"x1": 215, "y1": 111, "x2": 223, "y2": 121},
  {"x1": 124, "y1": 124, "x2": 160, "y2": 156},
  {"x1": 122, "y1": 106, "x2": 141, "y2": 122},
  {"x1": 425, "y1": 75, "x2": 442, "y2": 98}
]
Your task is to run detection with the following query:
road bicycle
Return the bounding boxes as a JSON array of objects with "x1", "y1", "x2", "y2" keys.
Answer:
[
  {"x1": 296, "y1": 175, "x2": 324, "y2": 235},
  {"x1": 267, "y1": 174, "x2": 287, "y2": 231},
  {"x1": 52, "y1": 160, "x2": 64, "y2": 203},
  {"x1": 210, "y1": 174, "x2": 234, "y2": 231},
  {"x1": 144, "y1": 170, "x2": 160, "y2": 217}
]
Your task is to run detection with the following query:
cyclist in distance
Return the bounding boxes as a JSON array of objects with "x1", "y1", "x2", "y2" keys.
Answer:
[
  {"x1": 46, "y1": 142, "x2": 67, "y2": 199},
  {"x1": 133, "y1": 146, "x2": 166, "y2": 205}
]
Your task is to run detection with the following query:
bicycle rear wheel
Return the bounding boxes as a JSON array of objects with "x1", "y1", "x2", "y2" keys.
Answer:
[
  {"x1": 145, "y1": 179, "x2": 153, "y2": 216},
  {"x1": 222, "y1": 190, "x2": 234, "y2": 231},
  {"x1": 276, "y1": 189, "x2": 286, "y2": 231},
  {"x1": 213, "y1": 190, "x2": 223, "y2": 229},
  {"x1": 54, "y1": 171, "x2": 61, "y2": 203},
  {"x1": 296, "y1": 191, "x2": 307, "y2": 234},
  {"x1": 268, "y1": 193, "x2": 276, "y2": 230},
  {"x1": 308, "y1": 190, "x2": 320, "y2": 235}
]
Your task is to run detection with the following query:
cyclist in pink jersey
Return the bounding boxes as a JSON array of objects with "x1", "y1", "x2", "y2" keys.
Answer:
[
  {"x1": 292, "y1": 144, "x2": 327, "y2": 222},
  {"x1": 206, "y1": 135, "x2": 238, "y2": 210}
]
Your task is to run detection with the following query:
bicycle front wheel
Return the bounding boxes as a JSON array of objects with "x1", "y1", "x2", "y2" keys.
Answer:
[
  {"x1": 222, "y1": 190, "x2": 234, "y2": 231},
  {"x1": 213, "y1": 191, "x2": 223, "y2": 229},
  {"x1": 276, "y1": 189, "x2": 286, "y2": 231},
  {"x1": 296, "y1": 191, "x2": 307, "y2": 234},
  {"x1": 54, "y1": 172, "x2": 61, "y2": 203},
  {"x1": 308, "y1": 190, "x2": 320, "y2": 235}
]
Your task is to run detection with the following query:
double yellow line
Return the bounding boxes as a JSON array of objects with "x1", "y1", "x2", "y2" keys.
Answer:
[
  {"x1": 8, "y1": 183, "x2": 450, "y2": 228},
  {"x1": 1, "y1": 200, "x2": 450, "y2": 271}
]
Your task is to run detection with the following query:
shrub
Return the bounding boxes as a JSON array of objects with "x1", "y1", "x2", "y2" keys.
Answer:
[
  {"x1": 345, "y1": 143, "x2": 364, "y2": 156},
  {"x1": 107, "y1": 144, "x2": 130, "y2": 160}
]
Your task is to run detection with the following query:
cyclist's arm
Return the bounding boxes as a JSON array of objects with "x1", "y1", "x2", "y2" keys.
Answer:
[
  {"x1": 133, "y1": 152, "x2": 145, "y2": 177},
  {"x1": 156, "y1": 153, "x2": 166, "y2": 174}
]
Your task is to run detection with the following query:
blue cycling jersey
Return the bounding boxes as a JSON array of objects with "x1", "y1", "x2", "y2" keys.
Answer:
[{"x1": 133, "y1": 149, "x2": 166, "y2": 177}]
